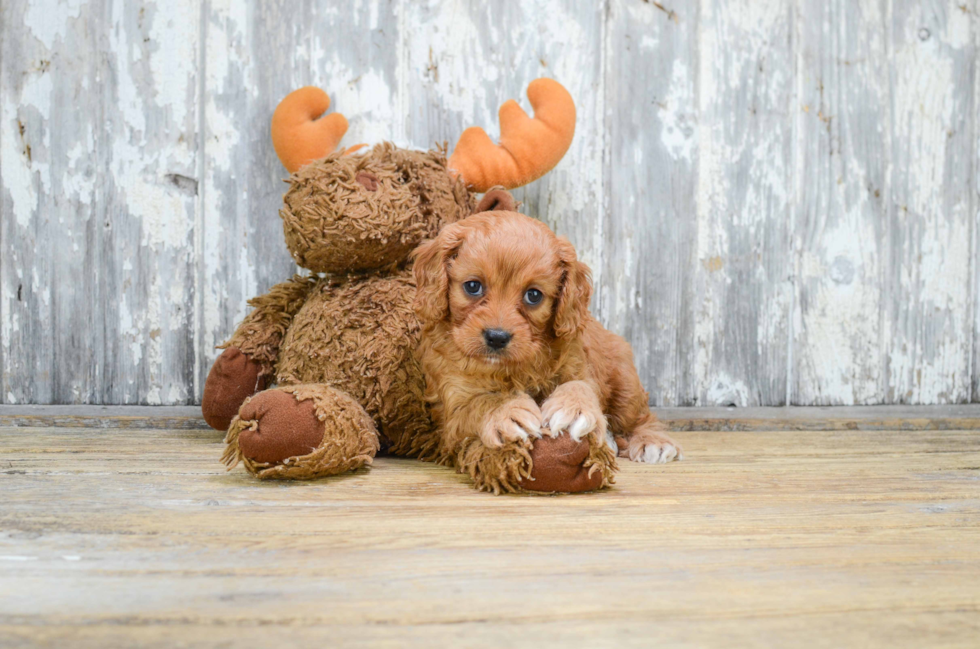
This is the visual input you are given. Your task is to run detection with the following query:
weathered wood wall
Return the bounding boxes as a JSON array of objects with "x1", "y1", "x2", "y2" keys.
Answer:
[{"x1": 1, "y1": 0, "x2": 977, "y2": 406}]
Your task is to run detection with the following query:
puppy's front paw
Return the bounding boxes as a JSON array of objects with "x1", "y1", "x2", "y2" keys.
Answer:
[
  {"x1": 624, "y1": 432, "x2": 683, "y2": 463},
  {"x1": 541, "y1": 381, "x2": 606, "y2": 442},
  {"x1": 481, "y1": 395, "x2": 542, "y2": 448}
]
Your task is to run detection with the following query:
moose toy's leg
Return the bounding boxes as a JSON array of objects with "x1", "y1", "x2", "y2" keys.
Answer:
[
  {"x1": 222, "y1": 384, "x2": 379, "y2": 480},
  {"x1": 201, "y1": 275, "x2": 317, "y2": 431}
]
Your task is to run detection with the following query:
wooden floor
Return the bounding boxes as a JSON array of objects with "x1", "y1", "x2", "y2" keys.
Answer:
[{"x1": 2, "y1": 407, "x2": 979, "y2": 648}]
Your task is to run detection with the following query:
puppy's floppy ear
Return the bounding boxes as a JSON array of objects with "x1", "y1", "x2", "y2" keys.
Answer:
[
  {"x1": 413, "y1": 223, "x2": 465, "y2": 323},
  {"x1": 553, "y1": 237, "x2": 593, "y2": 339},
  {"x1": 475, "y1": 187, "x2": 517, "y2": 213}
]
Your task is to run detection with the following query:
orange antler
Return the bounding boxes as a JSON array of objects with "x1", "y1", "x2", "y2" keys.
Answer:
[
  {"x1": 271, "y1": 87, "x2": 348, "y2": 173},
  {"x1": 448, "y1": 78, "x2": 576, "y2": 192}
]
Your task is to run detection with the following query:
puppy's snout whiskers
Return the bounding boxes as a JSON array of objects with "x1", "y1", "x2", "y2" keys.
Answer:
[{"x1": 482, "y1": 328, "x2": 512, "y2": 351}]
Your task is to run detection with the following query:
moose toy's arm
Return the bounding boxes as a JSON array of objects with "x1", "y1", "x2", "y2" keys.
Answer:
[{"x1": 202, "y1": 275, "x2": 317, "y2": 430}]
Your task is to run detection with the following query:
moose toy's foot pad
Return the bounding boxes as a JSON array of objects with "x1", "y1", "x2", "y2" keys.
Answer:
[
  {"x1": 517, "y1": 432, "x2": 616, "y2": 493},
  {"x1": 221, "y1": 385, "x2": 379, "y2": 480},
  {"x1": 201, "y1": 347, "x2": 267, "y2": 431},
  {"x1": 235, "y1": 389, "x2": 324, "y2": 464}
]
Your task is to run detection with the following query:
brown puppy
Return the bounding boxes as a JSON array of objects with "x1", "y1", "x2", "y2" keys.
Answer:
[{"x1": 414, "y1": 210, "x2": 681, "y2": 485}]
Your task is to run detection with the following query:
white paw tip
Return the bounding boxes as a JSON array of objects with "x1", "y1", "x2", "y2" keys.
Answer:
[
  {"x1": 637, "y1": 443, "x2": 679, "y2": 464},
  {"x1": 547, "y1": 409, "x2": 573, "y2": 434},
  {"x1": 567, "y1": 415, "x2": 592, "y2": 441}
]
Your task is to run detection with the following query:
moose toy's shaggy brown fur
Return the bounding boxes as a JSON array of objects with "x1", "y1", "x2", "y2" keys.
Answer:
[
  {"x1": 413, "y1": 212, "x2": 683, "y2": 494},
  {"x1": 207, "y1": 144, "x2": 471, "y2": 478},
  {"x1": 202, "y1": 79, "x2": 616, "y2": 493}
]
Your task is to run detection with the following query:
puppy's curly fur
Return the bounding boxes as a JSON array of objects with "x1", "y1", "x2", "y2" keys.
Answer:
[{"x1": 413, "y1": 211, "x2": 681, "y2": 492}]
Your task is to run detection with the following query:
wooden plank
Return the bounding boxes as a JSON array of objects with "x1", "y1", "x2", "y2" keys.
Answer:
[
  {"x1": 0, "y1": 405, "x2": 206, "y2": 430},
  {"x1": 602, "y1": 0, "x2": 698, "y2": 406},
  {"x1": 794, "y1": 0, "x2": 976, "y2": 405},
  {"x1": 1, "y1": 423, "x2": 978, "y2": 647},
  {"x1": 794, "y1": 0, "x2": 889, "y2": 405},
  {"x1": 4, "y1": 422, "x2": 980, "y2": 463},
  {"x1": 975, "y1": 0, "x2": 980, "y2": 405},
  {"x1": 0, "y1": 3, "x2": 4, "y2": 405},
  {"x1": 6, "y1": 404, "x2": 980, "y2": 432},
  {"x1": 656, "y1": 404, "x2": 980, "y2": 431},
  {"x1": 883, "y1": 1, "x2": 975, "y2": 404},
  {"x1": 1, "y1": 0, "x2": 107, "y2": 403},
  {"x1": 101, "y1": 0, "x2": 202, "y2": 405},
  {"x1": 3, "y1": 614, "x2": 980, "y2": 649},
  {"x1": 693, "y1": 0, "x2": 796, "y2": 406}
]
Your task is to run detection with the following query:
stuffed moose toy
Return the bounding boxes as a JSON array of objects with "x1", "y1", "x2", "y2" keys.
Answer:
[{"x1": 202, "y1": 78, "x2": 617, "y2": 493}]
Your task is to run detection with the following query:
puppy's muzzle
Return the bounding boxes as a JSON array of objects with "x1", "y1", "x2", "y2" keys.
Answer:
[{"x1": 483, "y1": 328, "x2": 512, "y2": 351}]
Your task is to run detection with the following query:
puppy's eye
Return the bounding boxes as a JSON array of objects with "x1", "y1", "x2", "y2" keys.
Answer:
[
  {"x1": 523, "y1": 288, "x2": 544, "y2": 306},
  {"x1": 463, "y1": 280, "x2": 484, "y2": 297}
]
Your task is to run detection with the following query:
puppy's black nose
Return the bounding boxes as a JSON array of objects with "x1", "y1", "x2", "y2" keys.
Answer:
[{"x1": 483, "y1": 328, "x2": 512, "y2": 350}]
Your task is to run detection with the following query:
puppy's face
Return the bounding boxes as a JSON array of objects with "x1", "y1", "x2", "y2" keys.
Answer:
[
  {"x1": 446, "y1": 226, "x2": 561, "y2": 365},
  {"x1": 414, "y1": 212, "x2": 592, "y2": 368}
]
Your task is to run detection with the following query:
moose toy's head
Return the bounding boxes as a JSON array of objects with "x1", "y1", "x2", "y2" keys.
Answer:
[{"x1": 269, "y1": 79, "x2": 577, "y2": 274}]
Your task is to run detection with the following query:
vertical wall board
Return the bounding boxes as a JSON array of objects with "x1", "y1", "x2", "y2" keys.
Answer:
[
  {"x1": 1, "y1": 0, "x2": 4, "y2": 403},
  {"x1": 602, "y1": 0, "x2": 699, "y2": 405},
  {"x1": 974, "y1": 2, "x2": 980, "y2": 403},
  {"x1": 197, "y1": 0, "x2": 303, "y2": 397},
  {"x1": 0, "y1": 0, "x2": 2, "y2": 405},
  {"x1": 693, "y1": 0, "x2": 795, "y2": 406},
  {"x1": 196, "y1": 0, "x2": 402, "y2": 394},
  {"x1": 397, "y1": 0, "x2": 607, "y2": 305},
  {"x1": 883, "y1": 1, "x2": 975, "y2": 404},
  {"x1": 100, "y1": 0, "x2": 202, "y2": 404},
  {"x1": 793, "y1": 0, "x2": 890, "y2": 405},
  {"x1": 1, "y1": 0, "x2": 107, "y2": 403}
]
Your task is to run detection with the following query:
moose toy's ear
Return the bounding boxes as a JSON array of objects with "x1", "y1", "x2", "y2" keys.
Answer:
[
  {"x1": 475, "y1": 187, "x2": 517, "y2": 213},
  {"x1": 271, "y1": 87, "x2": 349, "y2": 173},
  {"x1": 448, "y1": 78, "x2": 576, "y2": 192}
]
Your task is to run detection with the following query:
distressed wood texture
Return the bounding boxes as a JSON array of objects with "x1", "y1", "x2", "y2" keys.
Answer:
[
  {"x1": 2, "y1": 420, "x2": 980, "y2": 647},
  {"x1": 0, "y1": 0, "x2": 977, "y2": 406},
  {"x1": 7, "y1": 402, "x2": 980, "y2": 430},
  {"x1": 795, "y1": 0, "x2": 977, "y2": 406}
]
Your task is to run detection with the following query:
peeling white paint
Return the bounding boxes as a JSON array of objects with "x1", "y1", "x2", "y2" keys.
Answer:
[
  {"x1": 402, "y1": 1, "x2": 494, "y2": 131},
  {"x1": 884, "y1": 5, "x2": 971, "y2": 403},
  {"x1": 706, "y1": 372, "x2": 751, "y2": 407},
  {"x1": 318, "y1": 64, "x2": 396, "y2": 146},
  {"x1": 23, "y1": 0, "x2": 85, "y2": 50},
  {"x1": 147, "y1": 0, "x2": 199, "y2": 127},
  {"x1": 659, "y1": 60, "x2": 695, "y2": 162},
  {"x1": 1, "y1": 98, "x2": 38, "y2": 227}
]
